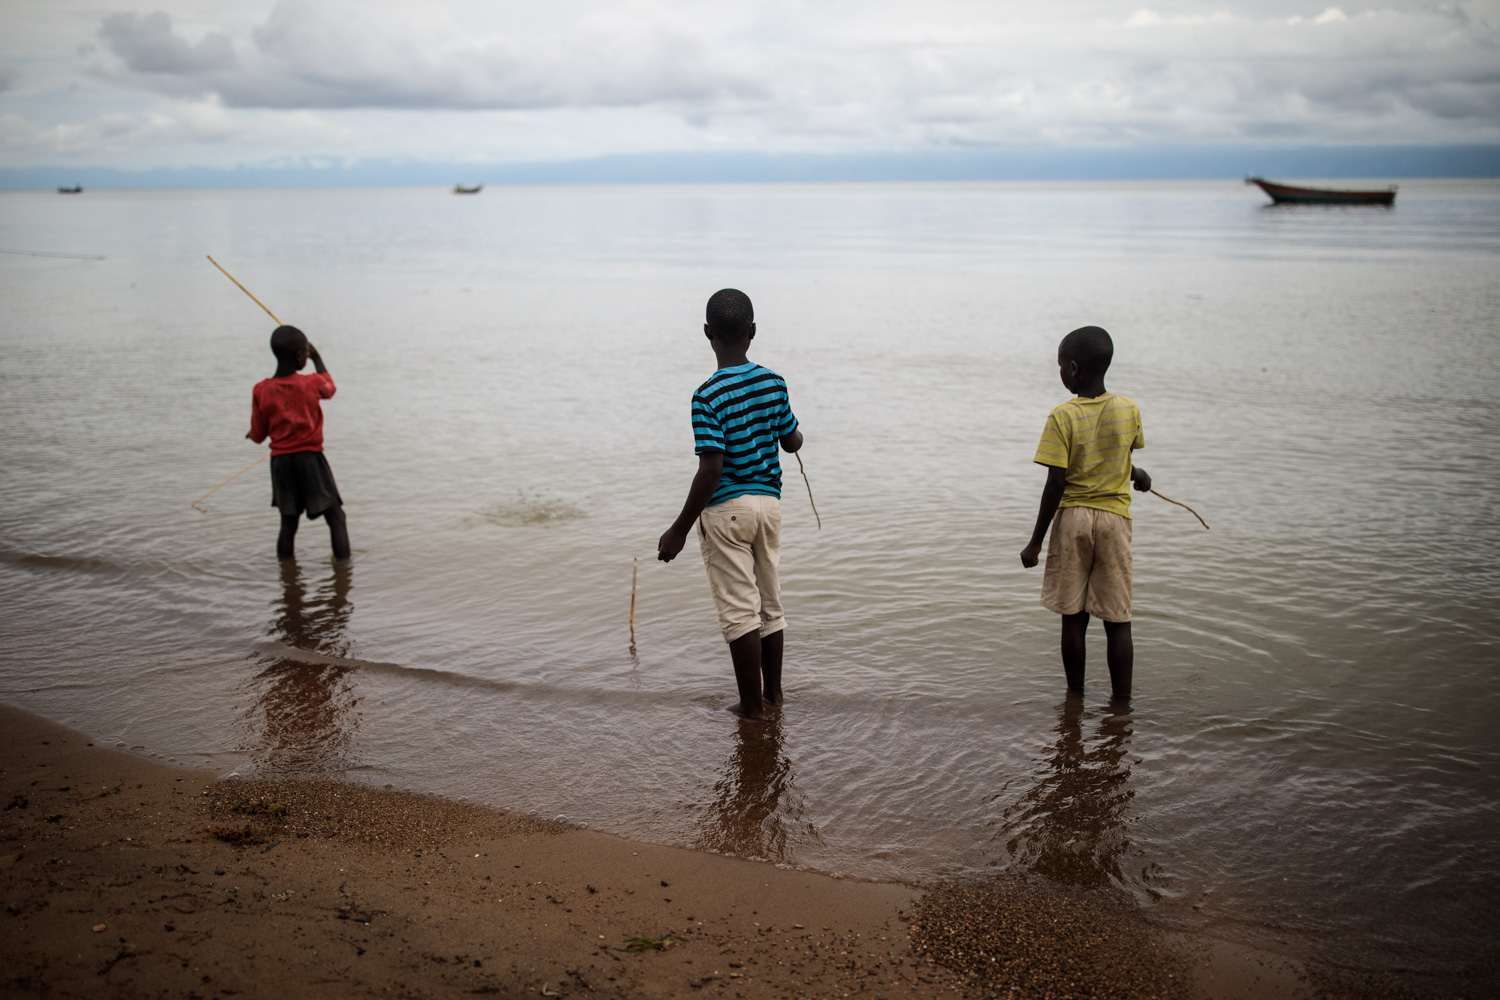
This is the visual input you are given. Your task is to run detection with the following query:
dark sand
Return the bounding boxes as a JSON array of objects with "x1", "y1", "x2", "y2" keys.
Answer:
[{"x1": 1, "y1": 703, "x2": 1431, "y2": 999}]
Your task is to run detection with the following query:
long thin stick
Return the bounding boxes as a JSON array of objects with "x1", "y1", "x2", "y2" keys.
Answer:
[
  {"x1": 206, "y1": 255, "x2": 282, "y2": 325},
  {"x1": 794, "y1": 452, "x2": 821, "y2": 530},
  {"x1": 191, "y1": 453, "x2": 268, "y2": 509},
  {"x1": 629, "y1": 556, "x2": 638, "y2": 631},
  {"x1": 1150, "y1": 488, "x2": 1210, "y2": 530}
]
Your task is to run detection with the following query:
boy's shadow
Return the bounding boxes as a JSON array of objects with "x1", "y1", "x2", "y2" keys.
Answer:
[
  {"x1": 694, "y1": 717, "x2": 811, "y2": 864},
  {"x1": 995, "y1": 695, "x2": 1136, "y2": 888},
  {"x1": 244, "y1": 560, "x2": 360, "y2": 774}
]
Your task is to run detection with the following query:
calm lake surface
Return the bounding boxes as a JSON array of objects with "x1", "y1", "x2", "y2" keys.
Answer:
[{"x1": 2, "y1": 180, "x2": 1497, "y2": 991}]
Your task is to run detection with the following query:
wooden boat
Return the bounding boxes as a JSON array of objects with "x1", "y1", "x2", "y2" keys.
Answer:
[
  {"x1": 1246, "y1": 177, "x2": 1395, "y2": 205},
  {"x1": 57, "y1": 185, "x2": 83, "y2": 194},
  {"x1": 453, "y1": 184, "x2": 483, "y2": 195}
]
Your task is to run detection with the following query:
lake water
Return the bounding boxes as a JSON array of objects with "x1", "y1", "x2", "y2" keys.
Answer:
[{"x1": 2, "y1": 179, "x2": 1497, "y2": 992}]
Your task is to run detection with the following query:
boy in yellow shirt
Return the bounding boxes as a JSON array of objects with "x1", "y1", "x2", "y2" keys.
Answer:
[{"x1": 1020, "y1": 326, "x2": 1151, "y2": 700}]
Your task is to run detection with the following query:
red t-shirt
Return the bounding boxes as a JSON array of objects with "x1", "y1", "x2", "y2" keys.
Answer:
[{"x1": 249, "y1": 372, "x2": 337, "y2": 455}]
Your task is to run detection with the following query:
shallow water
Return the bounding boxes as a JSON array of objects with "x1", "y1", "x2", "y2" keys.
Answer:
[{"x1": 2, "y1": 179, "x2": 1498, "y2": 990}]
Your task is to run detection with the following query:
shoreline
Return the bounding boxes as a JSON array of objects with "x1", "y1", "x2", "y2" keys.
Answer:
[{"x1": 0, "y1": 701, "x2": 1391, "y2": 999}]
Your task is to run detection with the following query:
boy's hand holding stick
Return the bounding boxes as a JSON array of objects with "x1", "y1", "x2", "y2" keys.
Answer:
[
  {"x1": 1021, "y1": 465, "x2": 1206, "y2": 566},
  {"x1": 1131, "y1": 467, "x2": 1210, "y2": 531},
  {"x1": 1133, "y1": 467, "x2": 1209, "y2": 529},
  {"x1": 1132, "y1": 466, "x2": 1210, "y2": 529}
]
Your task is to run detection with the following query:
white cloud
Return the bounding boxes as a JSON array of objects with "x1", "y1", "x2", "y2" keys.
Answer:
[
  {"x1": 0, "y1": 96, "x2": 349, "y2": 164},
  {"x1": 1125, "y1": 9, "x2": 1236, "y2": 28},
  {"x1": 0, "y1": 0, "x2": 1497, "y2": 168}
]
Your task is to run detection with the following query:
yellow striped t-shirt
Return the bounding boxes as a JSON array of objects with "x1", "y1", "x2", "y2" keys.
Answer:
[{"x1": 1033, "y1": 392, "x2": 1145, "y2": 518}]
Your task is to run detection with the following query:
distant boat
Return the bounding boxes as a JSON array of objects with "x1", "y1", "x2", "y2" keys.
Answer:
[
  {"x1": 453, "y1": 184, "x2": 483, "y2": 195},
  {"x1": 1246, "y1": 177, "x2": 1396, "y2": 206},
  {"x1": 57, "y1": 186, "x2": 83, "y2": 194}
]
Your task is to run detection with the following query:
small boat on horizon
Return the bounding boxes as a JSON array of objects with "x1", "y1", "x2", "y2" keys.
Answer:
[
  {"x1": 453, "y1": 184, "x2": 483, "y2": 195},
  {"x1": 57, "y1": 185, "x2": 83, "y2": 194},
  {"x1": 1246, "y1": 177, "x2": 1396, "y2": 206}
]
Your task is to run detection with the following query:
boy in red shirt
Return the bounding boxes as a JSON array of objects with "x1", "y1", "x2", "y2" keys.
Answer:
[{"x1": 248, "y1": 325, "x2": 351, "y2": 561}]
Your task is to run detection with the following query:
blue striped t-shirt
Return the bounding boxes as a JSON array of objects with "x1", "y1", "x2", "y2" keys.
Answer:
[{"x1": 692, "y1": 362, "x2": 799, "y2": 506}]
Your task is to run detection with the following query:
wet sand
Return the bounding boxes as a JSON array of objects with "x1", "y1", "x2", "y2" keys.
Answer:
[{"x1": 0, "y1": 702, "x2": 1376, "y2": 999}]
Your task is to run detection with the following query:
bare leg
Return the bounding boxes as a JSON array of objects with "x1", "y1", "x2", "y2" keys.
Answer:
[
  {"x1": 760, "y1": 629, "x2": 784, "y2": 706},
  {"x1": 1102, "y1": 619, "x2": 1133, "y2": 701},
  {"x1": 324, "y1": 505, "x2": 351, "y2": 561},
  {"x1": 277, "y1": 513, "x2": 300, "y2": 560},
  {"x1": 726, "y1": 631, "x2": 768, "y2": 721},
  {"x1": 1061, "y1": 610, "x2": 1089, "y2": 693}
]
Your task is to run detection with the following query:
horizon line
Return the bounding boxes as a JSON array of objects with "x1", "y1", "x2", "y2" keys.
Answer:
[{"x1": 4, "y1": 144, "x2": 1499, "y2": 190}]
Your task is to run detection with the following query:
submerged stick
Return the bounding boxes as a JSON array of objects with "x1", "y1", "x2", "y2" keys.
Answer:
[
  {"x1": 1149, "y1": 488, "x2": 1210, "y2": 530},
  {"x1": 206, "y1": 255, "x2": 282, "y2": 325},
  {"x1": 629, "y1": 556, "x2": 638, "y2": 631},
  {"x1": 191, "y1": 453, "x2": 268, "y2": 509},
  {"x1": 794, "y1": 451, "x2": 821, "y2": 530}
]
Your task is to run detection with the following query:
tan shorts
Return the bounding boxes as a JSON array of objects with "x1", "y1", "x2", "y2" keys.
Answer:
[
  {"x1": 697, "y1": 493, "x2": 786, "y2": 643},
  {"x1": 1041, "y1": 505, "x2": 1133, "y2": 622}
]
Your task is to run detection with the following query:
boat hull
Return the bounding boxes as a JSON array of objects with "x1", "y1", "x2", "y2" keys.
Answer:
[{"x1": 1247, "y1": 178, "x2": 1395, "y2": 205}]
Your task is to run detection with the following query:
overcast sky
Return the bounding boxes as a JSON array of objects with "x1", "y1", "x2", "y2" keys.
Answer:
[{"x1": 1, "y1": 0, "x2": 1496, "y2": 172}]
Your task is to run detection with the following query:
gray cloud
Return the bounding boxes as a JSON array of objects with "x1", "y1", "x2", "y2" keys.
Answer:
[
  {"x1": 81, "y1": 2, "x2": 1500, "y2": 149},
  {"x1": 0, "y1": 67, "x2": 17, "y2": 94},
  {"x1": 100, "y1": 11, "x2": 237, "y2": 75},
  {"x1": 96, "y1": 4, "x2": 763, "y2": 111}
]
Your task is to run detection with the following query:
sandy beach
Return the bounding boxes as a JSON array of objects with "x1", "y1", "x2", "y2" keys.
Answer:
[{"x1": 0, "y1": 702, "x2": 1357, "y2": 1000}]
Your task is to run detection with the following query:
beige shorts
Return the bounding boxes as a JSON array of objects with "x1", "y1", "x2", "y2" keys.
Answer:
[
  {"x1": 1041, "y1": 505, "x2": 1133, "y2": 622},
  {"x1": 697, "y1": 493, "x2": 786, "y2": 643}
]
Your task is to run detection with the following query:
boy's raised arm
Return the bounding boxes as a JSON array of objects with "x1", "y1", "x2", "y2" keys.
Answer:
[
  {"x1": 658, "y1": 450, "x2": 724, "y2": 563},
  {"x1": 306, "y1": 342, "x2": 336, "y2": 399},
  {"x1": 1020, "y1": 465, "x2": 1067, "y2": 568}
]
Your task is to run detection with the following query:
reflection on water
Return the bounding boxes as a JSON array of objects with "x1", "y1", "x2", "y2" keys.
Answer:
[
  {"x1": 245, "y1": 561, "x2": 360, "y2": 773},
  {"x1": 997, "y1": 696, "x2": 1138, "y2": 889},
  {"x1": 3, "y1": 182, "x2": 1498, "y2": 989},
  {"x1": 694, "y1": 718, "x2": 813, "y2": 864}
]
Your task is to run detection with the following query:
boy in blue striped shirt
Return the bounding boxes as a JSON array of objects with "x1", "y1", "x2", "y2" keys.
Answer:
[{"x1": 658, "y1": 289, "x2": 804, "y2": 721}]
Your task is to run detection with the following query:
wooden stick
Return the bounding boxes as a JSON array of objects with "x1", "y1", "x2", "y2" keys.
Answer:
[
  {"x1": 794, "y1": 452, "x2": 821, "y2": 530},
  {"x1": 191, "y1": 452, "x2": 268, "y2": 509},
  {"x1": 629, "y1": 556, "x2": 638, "y2": 631},
  {"x1": 1150, "y1": 488, "x2": 1210, "y2": 530},
  {"x1": 206, "y1": 255, "x2": 282, "y2": 325}
]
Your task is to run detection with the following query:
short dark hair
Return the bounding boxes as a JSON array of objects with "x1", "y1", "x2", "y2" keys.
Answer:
[
  {"x1": 1060, "y1": 325, "x2": 1113, "y2": 376},
  {"x1": 270, "y1": 325, "x2": 307, "y2": 364},
  {"x1": 706, "y1": 288, "x2": 754, "y2": 341}
]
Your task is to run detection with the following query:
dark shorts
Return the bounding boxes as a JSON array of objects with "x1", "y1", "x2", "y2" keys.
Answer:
[{"x1": 270, "y1": 451, "x2": 342, "y2": 520}]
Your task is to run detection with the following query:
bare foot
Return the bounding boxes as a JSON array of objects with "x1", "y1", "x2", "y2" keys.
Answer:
[{"x1": 725, "y1": 701, "x2": 770, "y2": 722}]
